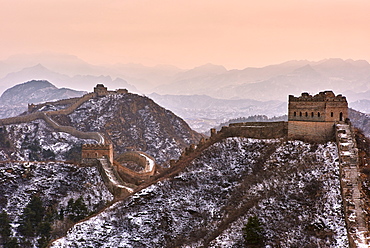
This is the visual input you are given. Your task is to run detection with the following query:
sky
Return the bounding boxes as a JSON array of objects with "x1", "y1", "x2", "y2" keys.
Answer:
[{"x1": 0, "y1": 0, "x2": 369, "y2": 69}]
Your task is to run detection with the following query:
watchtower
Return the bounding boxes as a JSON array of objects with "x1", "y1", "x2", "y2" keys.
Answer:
[
  {"x1": 81, "y1": 143, "x2": 113, "y2": 164},
  {"x1": 94, "y1": 84, "x2": 108, "y2": 96},
  {"x1": 288, "y1": 91, "x2": 348, "y2": 142}
]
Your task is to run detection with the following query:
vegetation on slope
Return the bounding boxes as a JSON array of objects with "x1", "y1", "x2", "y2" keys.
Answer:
[{"x1": 52, "y1": 138, "x2": 347, "y2": 247}]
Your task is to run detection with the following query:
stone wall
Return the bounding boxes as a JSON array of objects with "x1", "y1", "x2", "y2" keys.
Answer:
[
  {"x1": 113, "y1": 161, "x2": 156, "y2": 185},
  {"x1": 28, "y1": 97, "x2": 81, "y2": 113},
  {"x1": 221, "y1": 121, "x2": 288, "y2": 139},
  {"x1": 288, "y1": 121, "x2": 335, "y2": 143},
  {"x1": 117, "y1": 151, "x2": 156, "y2": 175},
  {"x1": 0, "y1": 112, "x2": 44, "y2": 126}
]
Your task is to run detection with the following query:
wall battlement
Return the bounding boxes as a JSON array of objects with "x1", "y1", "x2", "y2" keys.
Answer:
[
  {"x1": 289, "y1": 91, "x2": 347, "y2": 102},
  {"x1": 94, "y1": 84, "x2": 128, "y2": 97}
]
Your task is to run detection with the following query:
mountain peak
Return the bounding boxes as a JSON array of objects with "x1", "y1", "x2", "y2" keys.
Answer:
[
  {"x1": 0, "y1": 80, "x2": 84, "y2": 107},
  {"x1": 193, "y1": 63, "x2": 227, "y2": 73},
  {"x1": 292, "y1": 64, "x2": 321, "y2": 77}
]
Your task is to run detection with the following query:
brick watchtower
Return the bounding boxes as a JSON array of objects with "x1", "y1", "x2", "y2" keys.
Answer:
[
  {"x1": 288, "y1": 91, "x2": 348, "y2": 142},
  {"x1": 81, "y1": 144, "x2": 113, "y2": 164}
]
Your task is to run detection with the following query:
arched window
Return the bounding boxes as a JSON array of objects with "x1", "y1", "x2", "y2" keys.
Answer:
[
  {"x1": 340, "y1": 112, "x2": 343, "y2": 121},
  {"x1": 300, "y1": 112, "x2": 302, "y2": 117},
  {"x1": 294, "y1": 112, "x2": 296, "y2": 117},
  {"x1": 331, "y1": 112, "x2": 334, "y2": 117},
  {"x1": 318, "y1": 112, "x2": 321, "y2": 117},
  {"x1": 311, "y1": 112, "x2": 314, "y2": 117},
  {"x1": 305, "y1": 112, "x2": 308, "y2": 117}
]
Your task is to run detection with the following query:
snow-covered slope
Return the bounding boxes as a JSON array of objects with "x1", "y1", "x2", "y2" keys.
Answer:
[
  {"x1": 67, "y1": 93, "x2": 202, "y2": 164},
  {"x1": 51, "y1": 138, "x2": 348, "y2": 247},
  {"x1": 0, "y1": 80, "x2": 86, "y2": 118},
  {"x1": 0, "y1": 119, "x2": 97, "y2": 162},
  {"x1": 0, "y1": 161, "x2": 113, "y2": 245}
]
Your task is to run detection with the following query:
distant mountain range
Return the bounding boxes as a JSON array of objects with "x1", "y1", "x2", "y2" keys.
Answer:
[
  {"x1": 0, "y1": 53, "x2": 369, "y2": 128},
  {"x1": 0, "y1": 63, "x2": 138, "y2": 94},
  {"x1": 149, "y1": 93, "x2": 287, "y2": 132},
  {"x1": 153, "y1": 59, "x2": 370, "y2": 102}
]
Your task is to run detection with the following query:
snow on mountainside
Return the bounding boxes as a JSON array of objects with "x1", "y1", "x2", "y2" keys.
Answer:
[
  {"x1": 349, "y1": 108, "x2": 370, "y2": 138},
  {"x1": 0, "y1": 80, "x2": 86, "y2": 119},
  {"x1": 0, "y1": 91, "x2": 201, "y2": 165},
  {"x1": 0, "y1": 161, "x2": 113, "y2": 245},
  {"x1": 0, "y1": 87, "x2": 206, "y2": 247},
  {"x1": 67, "y1": 93, "x2": 202, "y2": 164},
  {"x1": 0, "y1": 80, "x2": 85, "y2": 105},
  {"x1": 0, "y1": 119, "x2": 97, "y2": 162},
  {"x1": 51, "y1": 138, "x2": 348, "y2": 247}
]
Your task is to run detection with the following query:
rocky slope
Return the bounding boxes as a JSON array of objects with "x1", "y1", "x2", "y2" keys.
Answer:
[
  {"x1": 65, "y1": 93, "x2": 202, "y2": 164},
  {"x1": 0, "y1": 89, "x2": 203, "y2": 247},
  {"x1": 0, "y1": 119, "x2": 97, "y2": 162},
  {"x1": 349, "y1": 108, "x2": 370, "y2": 137},
  {"x1": 0, "y1": 161, "x2": 113, "y2": 247},
  {"x1": 51, "y1": 138, "x2": 348, "y2": 247},
  {"x1": 0, "y1": 91, "x2": 202, "y2": 165}
]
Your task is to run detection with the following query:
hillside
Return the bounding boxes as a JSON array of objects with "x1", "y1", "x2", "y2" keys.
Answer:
[
  {"x1": 0, "y1": 161, "x2": 113, "y2": 247},
  {"x1": 0, "y1": 85, "x2": 368, "y2": 247},
  {"x1": 65, "y1": 93, "x2": 202, "y2": 164},
  {"x1": 0, "y1": 90, "x2": 202, "y2": 165},
  {"x1": 0, "y1": 80, "x2": 86, "y2": 119},
  {"x1": 51, "y1": 138, "x2": 348, "y2": 247},
  {"x1": 0, "y1": 88, "x2": 203, "y2": 247},
  {"x1": 349, "y1": 108, "x2": 370, "y2": 137}
]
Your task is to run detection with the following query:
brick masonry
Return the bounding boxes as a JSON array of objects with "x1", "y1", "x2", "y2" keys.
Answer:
[{"x1": 288, "y1": 91, "x2": 348, "y2": 143}]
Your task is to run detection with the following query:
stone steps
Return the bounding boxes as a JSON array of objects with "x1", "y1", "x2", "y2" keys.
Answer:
[{"x1": 335, "y1": 123, "x2": 369, "y2": 247}]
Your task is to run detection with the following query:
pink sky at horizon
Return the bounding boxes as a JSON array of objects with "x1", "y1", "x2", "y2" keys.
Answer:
[{"x1": 0, "y1": 0, "x2": 369, "y2": 70}]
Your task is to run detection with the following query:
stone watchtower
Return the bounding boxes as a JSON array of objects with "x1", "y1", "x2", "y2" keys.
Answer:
[
  {"x1": 81, "y1": 144, "x2": 114, "y2": 165},
  {"x1": 288, "y1": 91, "x2": 348, "y2": 142},
  {"x1": 94, "y1": 84, "x2": 109, "y2": 96}
]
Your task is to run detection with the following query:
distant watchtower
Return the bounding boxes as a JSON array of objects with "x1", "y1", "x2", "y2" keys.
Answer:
[
  {"x1": 288, "y1": 91, "x2": 348, "y2": 142},
  {"x1": 94, "y1": 84, "x2": 108, "y2": 96}
]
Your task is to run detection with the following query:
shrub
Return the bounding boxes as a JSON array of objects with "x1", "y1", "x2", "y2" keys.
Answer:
[
  {"x1": 0, "y1": 211, "x2": 12, "y2": 246},
  {"x1": 65, "y1": 197, "x2": 88, "y2": 222},
  {"x1": 242, "y1": 216, "x2": 265, "y2": 247}
]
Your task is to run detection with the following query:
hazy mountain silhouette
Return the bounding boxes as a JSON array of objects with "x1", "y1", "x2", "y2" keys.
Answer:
[
  {"x1": 0, "y1": 64, "x2": 138, "y2": 94},
  {"x1": 1, "y1": 54, "x2": 370, "y2": 110}
]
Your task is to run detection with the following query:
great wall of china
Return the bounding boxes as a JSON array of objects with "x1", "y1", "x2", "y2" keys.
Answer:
[{"x1": 0, "y1": 86, "x2": 368, "y2": 247}]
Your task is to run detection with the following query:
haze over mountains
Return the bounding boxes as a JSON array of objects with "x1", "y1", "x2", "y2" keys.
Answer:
[
  {"x1": 1, "y1": 53, "x2": 370, "y2": 131},
  {"x1": 1, "y1": 53, "x2": 369, "y2": 100}
]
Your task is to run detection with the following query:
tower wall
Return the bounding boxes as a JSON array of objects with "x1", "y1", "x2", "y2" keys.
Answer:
[{"x1": 288, "y1": 91, "x2": 348, "y2": 142}]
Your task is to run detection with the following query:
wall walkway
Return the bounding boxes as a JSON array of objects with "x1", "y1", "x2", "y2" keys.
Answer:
[
  {"x1": 336, "y1": 123, "x2": 369, "y2": 247},
  {"x1": 0, "y1": 92, "x2": 105, "y2": 144},
  {"x1": 97, "y1": 158, "x2": 137, "y2": 199}
]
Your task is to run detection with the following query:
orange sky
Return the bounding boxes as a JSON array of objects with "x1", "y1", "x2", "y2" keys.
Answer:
[{"x1": 0, "y1": 0, "x2": 369, "y2": 69}]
